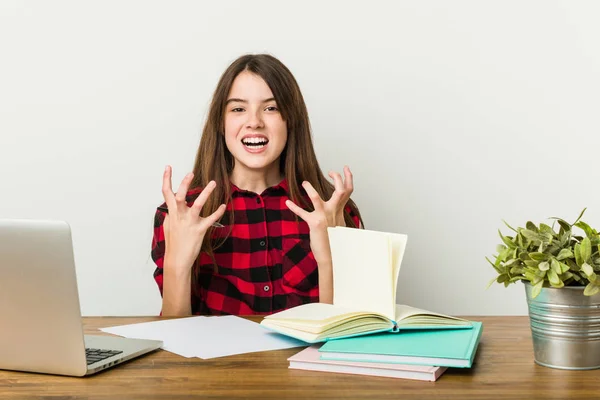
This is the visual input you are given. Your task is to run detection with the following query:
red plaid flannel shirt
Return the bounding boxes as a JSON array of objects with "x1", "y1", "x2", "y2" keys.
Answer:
[{"x1": 152, "y1": 179, "x2": 360, "y2": 315}]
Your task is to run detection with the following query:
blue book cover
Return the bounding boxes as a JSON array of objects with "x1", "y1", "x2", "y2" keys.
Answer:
[{"x1": 319, "y1": 321, "x2": 483, "y2": 368}]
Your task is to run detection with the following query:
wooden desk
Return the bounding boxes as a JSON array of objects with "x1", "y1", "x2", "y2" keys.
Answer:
[{"x1": 1, "y1": 316, "x2": 599, "y2": 399}]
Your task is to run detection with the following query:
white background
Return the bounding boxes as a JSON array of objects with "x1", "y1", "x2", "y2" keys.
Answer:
[{"x1": 1, "y1": 1, "x2": 599, "y2": 316}]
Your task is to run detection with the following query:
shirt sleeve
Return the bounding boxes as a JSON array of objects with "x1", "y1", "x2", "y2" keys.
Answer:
[{"x1": 151, "y1": 206, "x2": 167, "y2": 296}]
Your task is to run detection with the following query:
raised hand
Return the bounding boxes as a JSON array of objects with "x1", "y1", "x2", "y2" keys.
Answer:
[
  {"x1": 285, "y1": 166, "x2": 354, "y2": 262},
  {"x1": 161, "y1": 165, "x2": 226, "y2": 272},
  {"x1": 286, "y1": 166, "x2": 354, "y2": 230}
]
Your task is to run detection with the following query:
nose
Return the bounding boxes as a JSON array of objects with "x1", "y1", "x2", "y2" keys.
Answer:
[{"x1": 245, "y1": 109, "x2": 264, "y2": 130}]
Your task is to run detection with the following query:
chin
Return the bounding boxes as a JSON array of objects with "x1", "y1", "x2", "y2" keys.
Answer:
[{"x1": 235, "y1": 156, "x2": 279, "y2": 171}]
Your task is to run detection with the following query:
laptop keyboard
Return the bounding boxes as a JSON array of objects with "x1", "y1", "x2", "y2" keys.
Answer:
[{"x1": 85, "y1": 348, "x2": 123, "y2": 365}]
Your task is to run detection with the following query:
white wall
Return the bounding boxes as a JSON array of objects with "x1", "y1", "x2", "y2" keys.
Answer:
[{"x1": 1, "y1": 0, "x2": 599, "y2": 316}]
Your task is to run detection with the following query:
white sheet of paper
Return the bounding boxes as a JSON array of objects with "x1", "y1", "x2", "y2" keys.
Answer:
[{"x1": 100, "y1": 315, "x2": 306, "y2": 359}]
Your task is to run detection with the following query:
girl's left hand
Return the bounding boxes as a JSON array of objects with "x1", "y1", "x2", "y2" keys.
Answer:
[
  {"x1": 285, "y1": 166, "x2": 354, "y2": 261},
  {"x1": 286, "y1": 166, "x2": 354, "y2": 229}
]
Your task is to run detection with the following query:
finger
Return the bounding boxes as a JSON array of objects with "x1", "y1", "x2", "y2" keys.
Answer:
[
  {"x1": 285, "y1": 199, "x2": 311, "y2": 221},
  {"x1": 328, "y1": 171, "x2": 346, "y2": 204},
  {"x1": 344, "y1": 165, "x2": 354, "y2": 194},
  {"x1": 200, "y1": 203, "x2": 227, "y2": 230},
  {"x1": 302, "y1": 181, "x2": 324, "y2": 212},
  {"x1": 175, "y1": 172, "x2": 194, "y2": 203},
  {"x1": 190, "y1": 181, "x2": 217, "y2": 213},
  {"x1": 328, "y1": 171, "x2": 345, "y2": 192},
  {"x1": 161, "y1": 165, "x2": 177, "y2": 210}
]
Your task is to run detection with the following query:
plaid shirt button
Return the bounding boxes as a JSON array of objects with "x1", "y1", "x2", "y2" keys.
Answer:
[{"x1": 263, "y1": 285, "x2": 270, "y2": 292}]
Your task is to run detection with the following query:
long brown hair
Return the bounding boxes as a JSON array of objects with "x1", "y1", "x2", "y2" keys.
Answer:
[{"x1": 191, "y1": 53, "x2": 363, "y2": 263}]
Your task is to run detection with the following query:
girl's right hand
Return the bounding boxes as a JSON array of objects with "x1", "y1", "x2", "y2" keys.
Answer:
[{"x1": 161, "y1": 165, "x2": 226, "y2": 272}]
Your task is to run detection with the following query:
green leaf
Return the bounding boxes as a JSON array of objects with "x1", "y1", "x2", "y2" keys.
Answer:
[
  {"x1": 502, "y1": 219, "x2": 518, "y2": 233},
  {"x1": 556, "y1": 249, "x2": 574, "y2": 261},
  {"x1": 539, "y1": 223, "x2": 554, "y2": 235},
  {"x1": 496, "y1": 247, "x2": 512, "y2": 265},
  {"x1": 486, "y1": 257, "x2": 503, "y2": 274},
  {"x1": 523, "y1": 260, "x2": 539, "y2": 268},
  {"x1": 486, "y1": 276, "x2": 497, "y2": 290},
  {"x1": 538, "y1": 261, "x2": 550, "y2": 271},
  {"x1": 496, "y1": 244, "x2": 507, "y2": 254},
  {"x1": 584, "y1": 282, "x2": 600, "y2": 296},
  {"x1": 562, "y1": 271, "x2": 574, "y2": 280},
  {"x1": 547, "y1": 269, "x2": 562, "y2": 287},
  {"x1": 575, "y1": 243, "x2": 584, "y2": 266},
  {"x1": 510, "y1": 266, "x2": 524, "y2": 275},
  {"x1": 531, "y1": 280, "x2": 544, "y2": 298},
  {"x1": 559, "y1": 262, "x2": 570, "y2": 274},
  {"x1": 538, "y1": 242, "x2": 546, "y2": 253},
  {"x1": 531, "y1": 269, "x2": 546, "y2": 283},
  {"x1": 529, "y1": 252, "x2": 550, "y2": 261},
  {"x1": 517, "y1": 232, "x2": 525, "y2": 248},
  {"x1": 575, "y1": 221, "x2": 595, "y2": 238},
  {"x1": 497, "y1": 274, "x2": 509, "y2": 283},
  {"x1": 552, "y1": 279, "x2": 564, "y2": 288},
  {"x1": 498, "y1": 230, "x2": 516, "y2": 249},
  {"x1": 521, "y1": 229, "x2": 545, "y2": 243},
  {"x1": 556, "y1": 219, "x2": 572, "y2": 232},
  {"x1": 588, "y1": 272, "x2": 597, "y2": 283},
  {"x1": 526, "y1": 221, "x2": 539, "y2": 232},
  {"x1": 545, "y1": 244, "x2": 561, "y2": 256},
  {"x1": 559, "y1": 230, "x2": 571, "y2": 246},
  {"x1": 566, "y1": 258, "x2": 580, "y2": 271},
  {"x1": 581, "y1": 237, "x2": 592, "y2": 262},
  {"x1": 504, "y1": 258, "x2": 518, "y2": 267},
  {"x1": 582, "y1": 262, "x2": 594, "y2": 277},
  {"x1": 573, "y1": 207, "x2": 587, "y2": 225},
  {"x1": 550, "y1": 258, "x2": 561, "y2": 274}
]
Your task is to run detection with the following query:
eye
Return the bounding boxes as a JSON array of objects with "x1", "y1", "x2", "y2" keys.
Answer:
[
  {"x1": 231, "y1": 107, "x2": 245, "y2": 112},
  {"x1": 265, "y1": 106, "x2": 279, "y2": 112}
]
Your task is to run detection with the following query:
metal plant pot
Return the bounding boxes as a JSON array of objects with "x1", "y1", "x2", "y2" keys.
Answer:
[{"x1": 524, "y1": 282, "x2": 600, "y2": 370}]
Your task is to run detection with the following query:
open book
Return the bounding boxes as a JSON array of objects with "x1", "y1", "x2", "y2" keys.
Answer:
[{"x1": 261, "y1": 227, "x2": 473, "y2": 343}]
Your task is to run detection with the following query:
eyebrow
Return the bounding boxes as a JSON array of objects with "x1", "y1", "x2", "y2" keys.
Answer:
[{"x1": 225, "y1": 97, "x2": 276, "y2": 105}]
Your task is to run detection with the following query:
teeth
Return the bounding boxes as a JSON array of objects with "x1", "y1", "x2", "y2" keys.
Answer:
[{"x1": 242, "y1": 137, "x2": 268, "y2": 145}]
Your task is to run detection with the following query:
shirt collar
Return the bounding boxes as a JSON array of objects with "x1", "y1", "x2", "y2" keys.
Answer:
[{"x1": 230, "y1": 178, "x2": 290, "y2": 196}]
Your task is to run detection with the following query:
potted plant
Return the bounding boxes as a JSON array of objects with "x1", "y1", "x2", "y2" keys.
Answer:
[{"x1": 487, "y1": 208, "x2": 600, "y2": 370}]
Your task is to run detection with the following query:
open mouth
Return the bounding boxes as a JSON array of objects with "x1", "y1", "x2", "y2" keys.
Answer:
[{"x1": 241, "y1": 137, "x2": 269, "y2": 149}]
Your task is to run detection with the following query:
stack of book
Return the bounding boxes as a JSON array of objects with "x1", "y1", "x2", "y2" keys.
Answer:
[{"x1": 261, "y1": 227, "x2": 483, "y2": 381}]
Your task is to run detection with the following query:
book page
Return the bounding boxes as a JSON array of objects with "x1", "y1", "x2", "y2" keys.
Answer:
[
  {"x1": 261, "y1": 303, "x2": 392, "y2": 342},
  {"x1": 390, "y1": 233, "x2": 408, "y2": 301},
  {"x1": 263, "y1": 302, "x2": 364, "y2": 325},
  {"x1": 328, "y1": 227, "x2": 396, "y2": 320},
  {"x1": 395, "y1": 304, "x2": 470, "y2": 325}
]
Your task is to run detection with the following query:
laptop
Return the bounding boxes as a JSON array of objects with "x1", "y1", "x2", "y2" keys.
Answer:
[{"x1": 0, "y1": 219, "x2": 163, "y2": 376}]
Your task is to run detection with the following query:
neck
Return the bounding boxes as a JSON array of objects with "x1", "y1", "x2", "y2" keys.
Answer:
[{"x1": 229, "y1": 163, "x2": 284, "y2": 194}]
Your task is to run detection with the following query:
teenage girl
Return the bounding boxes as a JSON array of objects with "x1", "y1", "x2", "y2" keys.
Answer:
[{"x1": 152, "y1": 54, "x2": 363, "y2": 316}]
